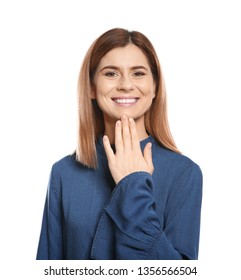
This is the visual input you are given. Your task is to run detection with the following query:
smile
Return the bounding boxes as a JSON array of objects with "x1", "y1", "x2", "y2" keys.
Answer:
[{"x1": 112, "y1": 98, "x2": 139, "y2": 105}]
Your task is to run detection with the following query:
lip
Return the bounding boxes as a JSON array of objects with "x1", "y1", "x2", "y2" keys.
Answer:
[{"x1": 111, "y1": 97, "x2": 139, "y2": 107}]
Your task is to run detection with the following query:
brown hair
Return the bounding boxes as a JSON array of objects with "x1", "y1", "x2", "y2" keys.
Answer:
[{"x1": 76, "y1": 28, "x2": 180, "y2": 168}]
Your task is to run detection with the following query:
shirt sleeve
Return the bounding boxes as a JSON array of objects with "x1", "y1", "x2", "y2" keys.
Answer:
[
  {"x1": 36, "y1": 165, "x2": 63, "y2": 260},
  {"x1": 103, "y1": 164, "x2": 202, "y2": 260}
]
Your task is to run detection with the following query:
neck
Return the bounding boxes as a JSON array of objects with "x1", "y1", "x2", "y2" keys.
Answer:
[{"x1": 104, "y1": 115, "x2": 148, "y2": 144}]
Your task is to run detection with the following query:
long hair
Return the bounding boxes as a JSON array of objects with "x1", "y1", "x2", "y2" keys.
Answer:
[{"x1": 76, "y1": 28, "x2": 180, "y2": 168}]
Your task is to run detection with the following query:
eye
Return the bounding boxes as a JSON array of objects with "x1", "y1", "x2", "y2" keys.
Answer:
[
  {"x1": 104, "y1": 71, "x2": 118, "y2": 77},
  {"x1": 133, "y1": 71, "x2": 145, "y2": 77}
]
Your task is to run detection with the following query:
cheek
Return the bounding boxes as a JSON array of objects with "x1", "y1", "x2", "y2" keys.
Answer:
[
  {"x1": 95, "y1": 81, "x2": 115, "y2": 97},
  {"x1": 139, "y1": 78, "x2": 155, "y2": 96},
  {"x1": 143, "y1": 86, "x2": 155, "y2": 98}
]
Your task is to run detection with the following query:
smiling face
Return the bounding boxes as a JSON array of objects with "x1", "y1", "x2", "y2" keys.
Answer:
[{"x1": 92, "y1": 44, "x2": 156, "y2": 129}]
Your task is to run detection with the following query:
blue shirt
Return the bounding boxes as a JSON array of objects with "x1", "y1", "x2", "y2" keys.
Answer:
[{"x1": 36, "y1": 136, "x2": 202, "y2": 260}]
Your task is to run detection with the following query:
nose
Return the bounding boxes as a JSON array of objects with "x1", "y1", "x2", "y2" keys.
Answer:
[{"x1": 117, "y1": 74, "x2": 134, "y2": 92}]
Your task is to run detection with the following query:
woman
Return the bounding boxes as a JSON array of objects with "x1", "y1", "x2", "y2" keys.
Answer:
[{"x1": 36, "y1": 28, "x2": 202, "y2": 260}]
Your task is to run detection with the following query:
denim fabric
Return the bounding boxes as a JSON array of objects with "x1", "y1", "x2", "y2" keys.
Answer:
[{"x1": 36, "y1": 136, "x2": 202, "y2": 260}]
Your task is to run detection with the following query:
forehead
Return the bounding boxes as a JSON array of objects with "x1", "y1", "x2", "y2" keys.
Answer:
[{"x1": 98, "y1": 44, "x2": 150, "y2": 68}]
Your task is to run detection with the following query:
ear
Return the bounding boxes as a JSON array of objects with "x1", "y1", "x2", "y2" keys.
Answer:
[
  {"x1": 152, "y1": 83, "x2": 156, "y2": 99},
  {"x1": 90, "y1": 87, "x2": 96, "y2": 99}
]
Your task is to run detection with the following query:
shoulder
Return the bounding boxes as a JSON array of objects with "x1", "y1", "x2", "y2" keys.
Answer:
[
  {"x1": 150, "y1": 138, "x2": 202, "y2": 200},
  {"x1": 150, "y1": 137, "x2": 202, "y2": 177},
  {"x1": 52, "y1": 153, "x2": 76, "y2": 168},
  {"x1": 50, "y1": 153, "x2": 89, "y2": 178}
]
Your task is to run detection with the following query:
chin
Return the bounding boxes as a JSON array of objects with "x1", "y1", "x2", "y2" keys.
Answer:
[{"x1": 104, "y1": 109, "x2": 145, "y2": 123}]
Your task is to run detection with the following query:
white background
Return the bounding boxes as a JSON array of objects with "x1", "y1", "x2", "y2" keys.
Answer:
[{"x1": 0, "y1": 0, "x2": 240, "y2": 279}]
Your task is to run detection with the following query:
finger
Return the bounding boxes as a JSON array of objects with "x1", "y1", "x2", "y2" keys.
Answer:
[
  {"x1": 121, "y1": 115, "x2": 131, "y2": 150},
  {"x1": 129, "y1": 118, "x2": 141, "y2": 152},
  {"x1": 103, "y1": 135, "x2": 115, "y2": 162},
  {"x1": 115, "y1": 120, "x2": 123, "y2": 153},
  {"x1": 143, "y1": 142, "x2": 154, "y2": 174}
]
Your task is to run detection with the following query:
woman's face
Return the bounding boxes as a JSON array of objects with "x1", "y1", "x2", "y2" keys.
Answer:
[{"x1": 93, "y1": 44, "x2": 156, "y2": 125}]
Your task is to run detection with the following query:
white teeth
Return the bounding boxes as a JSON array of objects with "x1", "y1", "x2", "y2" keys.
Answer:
[{"x1": 114, "y1": 98, "x2": 138, "y2": 104}]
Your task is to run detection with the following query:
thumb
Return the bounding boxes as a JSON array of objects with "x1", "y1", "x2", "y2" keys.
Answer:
[{"x1": 143, "y1": 142, "x2": 154, "y2": 174}]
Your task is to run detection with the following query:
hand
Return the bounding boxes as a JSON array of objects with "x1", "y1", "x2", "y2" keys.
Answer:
[{"x1": 103, "y1": 115, "x2": 154, "y2": 184}]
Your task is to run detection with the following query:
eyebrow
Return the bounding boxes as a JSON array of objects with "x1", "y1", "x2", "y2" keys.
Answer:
[{"x1": 99, "y1": 65, "x2": 148, "y2": 71}]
